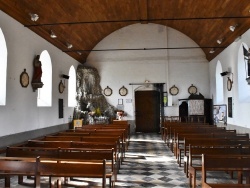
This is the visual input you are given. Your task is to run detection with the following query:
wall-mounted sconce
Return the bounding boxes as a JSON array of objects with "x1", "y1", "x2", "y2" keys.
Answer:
[
  {"x1": 217, "y1": 38, "x2": 223, "y2": 44},
  {"x1": 220, "y1": 71, "x2": 230, "y2": 76},
  {"x1": 221, "y1": 71, "x2": 233, "y2": 91},
  {"x1": 209, "y1": 48, "x2": 215, "y2": 54},
  {"x1": 229, "y1": 24, "x2": 238, "y2": 32},
  {"x1": 66, "y1": 42, "x2": 73, "y2": 49},
  {"x1": 61, "y1": 74, "x2": 70, "y2": 79},
  {"x1": 29, "y1": 13, "x2": 39, "y2": 22},
  {"x1": 50, "y1": 30, "x2": 57, "y2": 38},
  {"x1": 59, "y1": 74, "x2": 69, "y2": 90}
]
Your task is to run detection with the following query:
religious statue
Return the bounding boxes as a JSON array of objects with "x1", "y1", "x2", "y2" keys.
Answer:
[{"x1": 31, "y1": 55, "x2": 44, "y2": 91}]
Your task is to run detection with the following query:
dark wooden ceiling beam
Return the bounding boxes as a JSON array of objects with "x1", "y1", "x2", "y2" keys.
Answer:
[
  {"x1": 138, "y1": 0, "x2": 148, "y2": 24},
  {"x1": 2, "y1": 0, "x2": 250, "y2": 63}
]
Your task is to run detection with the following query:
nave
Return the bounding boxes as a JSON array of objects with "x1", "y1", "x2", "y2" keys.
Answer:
[{"x1": 0, "y1": 133, "x2": 237, "y2": 187}]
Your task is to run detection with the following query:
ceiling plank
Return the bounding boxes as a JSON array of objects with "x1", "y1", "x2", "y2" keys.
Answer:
[{"x1": 138, "y1": 0, "x2": 148, "y2": 24}]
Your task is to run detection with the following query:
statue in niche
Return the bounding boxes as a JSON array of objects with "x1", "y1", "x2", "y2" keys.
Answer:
[
  {"x1": 32, "y1": 55, "x2": 43, "y2": 83},
  {"x1": 31, "y1": 55, "x2": 44, "y2": 92},
  {"x1": 74, "y1": 65, "x2": 116, "y2": 124}
]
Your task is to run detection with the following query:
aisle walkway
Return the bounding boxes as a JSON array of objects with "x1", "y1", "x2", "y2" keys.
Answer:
[{"x1": 115, "y1": 133, "x2": 189, "y2": 187}]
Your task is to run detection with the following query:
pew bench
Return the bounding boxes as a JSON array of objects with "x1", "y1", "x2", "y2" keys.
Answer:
[
  {"x1": 26, "y1": 140, "x2": 121, "y2": 167},
  {"x1": 6, "y1": 146, "x2": 118, "y2": 183},
  {"x1": 201, "y1": 154, "x2": 250, "y2": 188},
  {"x1": 177, "y1": 137, "x2": 250, "y2": 168},
  {"x1": 174, "y1": 131, "x2": 240, "y2": 158},
  {"x1": 0, "y1": 155, "x2": 114, "y2": 187},
  {"x1": 0, "y1": 156, "x2": 39, "y2": 187},
  {"x1": 187, "y1": 145, "x2": 244, "y2": 188},
  {"x1": 169, "y1": 126, "x2": 226, "y2": 152},
  {"x1": 38, "y1": 135, "x2": 124, "y2": 164},
  {"x1": 163, "y1": 123, "x2": 213, "y2": 145},
  {"x1": 176, "y1": 132, "x2": 248, "y2": 163},
  {"x1": 37, "y1": 158, "x2": 111, "y2": 188}
]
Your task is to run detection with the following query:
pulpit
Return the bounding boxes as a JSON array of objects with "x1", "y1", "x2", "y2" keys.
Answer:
[{"x1": 179, "y1": 96, "x2": 213, "y2": 124}]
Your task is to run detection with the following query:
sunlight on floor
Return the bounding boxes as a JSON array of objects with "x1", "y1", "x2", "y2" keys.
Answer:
[
  {"x1": 130, "y1": 138, "x2": 163, "y2": 143},
  {"x1": 126, "y1": 152, "x2": 174, "y2": 162}
]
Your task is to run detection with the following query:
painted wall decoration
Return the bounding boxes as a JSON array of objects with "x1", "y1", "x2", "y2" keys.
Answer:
[
  {"x1": 188, "y1": 100, "x2": 204, "y2": 115},
  {"x1": 213, "y1": 104, "x2": 227, "y2": 125}
]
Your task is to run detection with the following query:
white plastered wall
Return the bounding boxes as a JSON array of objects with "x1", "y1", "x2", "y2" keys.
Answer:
[
  {"x1": 209, "y1": 28, "x2": 250, "y2": 130},
  {"x1": 0, "y1": 10, "x2": 79, "y2": 137},
  {"x1": 86, "y1": 23, "x2": 209, "y2": 120}
]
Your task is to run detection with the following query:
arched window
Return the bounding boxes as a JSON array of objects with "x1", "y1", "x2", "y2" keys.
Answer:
[
  {"x1": 0, "y1": 28, "x2": 7, "y2": 106},
  {"x1": 37, "y1": 50, "x2": 52, "y2": 106},
  {"x1": 68, "y1": 65, "x2": 76, "y2": 107},
  {"x1": 215, "y1": 61, "x2": 224, "y2": 104},
  {"x1": 238, "y1": 42, "x2": 250, "y2": 102}
]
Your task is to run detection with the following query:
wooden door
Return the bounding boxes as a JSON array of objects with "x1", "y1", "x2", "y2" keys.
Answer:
[{"x1": 135, "y1": 90, "x2": 160, "y2": 133}]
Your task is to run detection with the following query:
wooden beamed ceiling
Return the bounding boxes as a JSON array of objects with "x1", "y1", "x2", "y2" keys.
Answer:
[{"x1": 1, "y1": 0, "x2": 250, "y2": 63}]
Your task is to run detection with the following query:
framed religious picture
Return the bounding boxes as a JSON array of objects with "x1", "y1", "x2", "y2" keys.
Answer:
[{"x1": 213, "y1": 104, "x2": 227, "y2": 125}]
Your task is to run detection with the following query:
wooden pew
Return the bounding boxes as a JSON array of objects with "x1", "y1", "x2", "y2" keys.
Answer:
[
  {"x1": 43, "y1": 135, "x2": 83, "y2": 141},
  {"x1": 60, "y1": 128, "x2": 128, "y2": 151},
  {"x1": 163, "y1": 122, "x2": 212, "y2": 144},
  {"x1": 40, "y1": 134, "x2": 124, "y2": 163},
  {"x1": 188, "y1": 145, "x2": 243, "y2": 188},
  {"x1": 166, "y1": 125, "x2": 221, "y2": 150},
  {"x1": 37, "y1": 158, "x2": 109, "y2": 188},
  {"x1": 81, "y1": 136, "x2": 125, "y2": 162},
  {"x1": 78, "y1": 123, "x2": 130, "y2": 141},
  {"x1": 201, "y1": 154, "x2": 250, "y2": 188},
  {"x1": 25, "y1": 140, "x2": 121, "y2": 169},
  {"x1": 0, "y1": 156, "x2": 39, "y2": 187},
  {"x1": 73, "y1": 124, "x2": 130, "y2": 148},
  {"x1": 163, "y1": 122, "x2": 212, "y2": 140},
  {"x1": 5, "y1": 147, "x2": 117, "y2": 187},
  {"x1": 172, "y1": 127, "x2": 230, "y2": 155},
  {"x1": 178, "y1": 137, "x2": 250, "y2": 168},
  {"x1": 175, "y1": 132, "x2": 248, "y2": 160},
  {"x1": 70, "y1": 141, "x2": 121, "y2": 167},
  {"x1": 182, "y1": 134, "x2": 249, "y2": 172}
]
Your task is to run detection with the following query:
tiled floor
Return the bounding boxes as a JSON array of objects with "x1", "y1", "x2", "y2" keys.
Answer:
[
  {"x1": 115, "y1": 133, "x2": 189, "y2": 188},
  {"x1": 0, "y1": 133, "x2": 238, "y2": 187}
]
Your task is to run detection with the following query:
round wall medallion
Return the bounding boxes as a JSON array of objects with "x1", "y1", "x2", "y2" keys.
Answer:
[
  {"x1": 227, "y1": 77, "x2": 233, "y2": 91},
  {"x1": 188, "y1": 84, "x2": 197, "y2": 94},
  {"x1": 119, "y1": 86, "x2": 128, "y2": 96},
  {"x1": 104, "y1": 86, "x2": 112, "y2": 96},
  {"x1": 59, "y1": 80, "x2": 65, "y2": 93},
  {"x1": 169, "y1": 85, "x2": 179, "y2": 96},
  {"x1": 20, "y1": 69, "x2": 29, "y2": 87}
]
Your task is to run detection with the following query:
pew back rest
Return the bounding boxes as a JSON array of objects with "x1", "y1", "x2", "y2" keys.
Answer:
[
  {"x1": 202, "y1": 154, "x2": 250, "y2": 186},
  {"x1": 27, "y1": 140, "x2": 72, "y2": 148},
  {"x1": 6, "y1": 146, "x2": 59, "y2": 158},
  {"x1": 189, "y1": 145, "x2": 242, "y2": 166},
  {"x1": 0, "y1": 157, "x2": 38, "y2": 174},
  {"x1": 43, "y1": 136, "x2": 82, "y2": 141},
  {"x1": 38, "y1": 158, "x2": 106, "y2": 178}
]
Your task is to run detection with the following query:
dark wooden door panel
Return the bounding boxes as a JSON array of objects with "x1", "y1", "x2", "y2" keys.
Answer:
[{"x1": 135, "y1": 90, "x2": 160, "y2": 133}]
